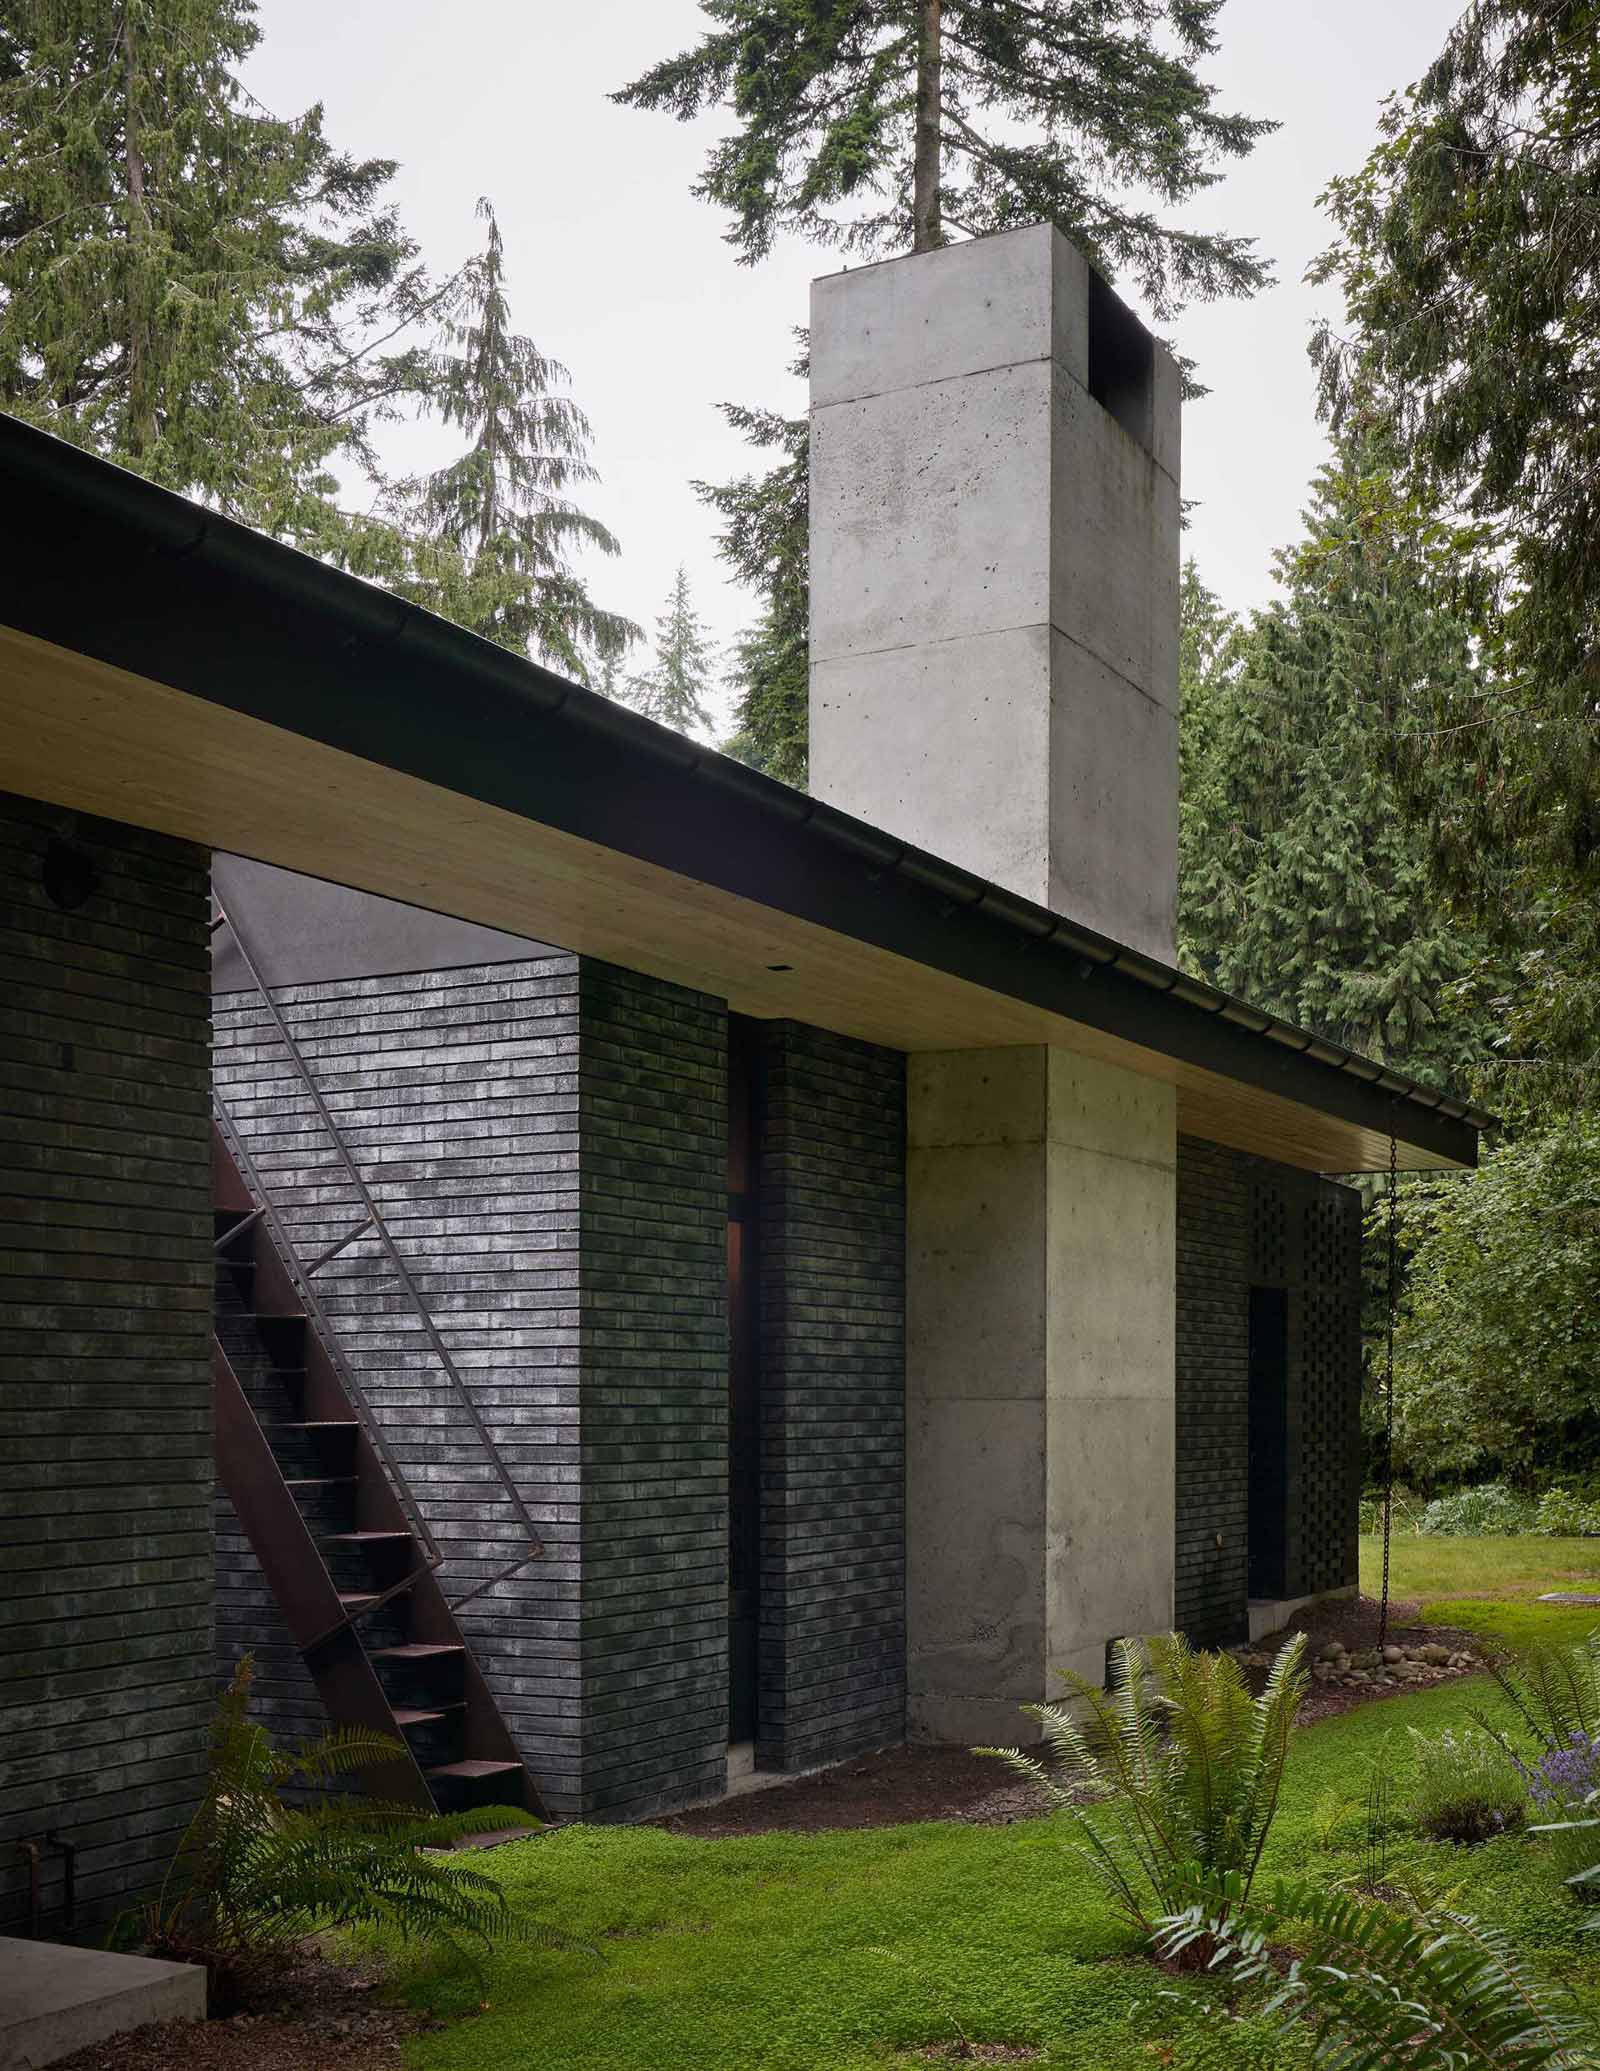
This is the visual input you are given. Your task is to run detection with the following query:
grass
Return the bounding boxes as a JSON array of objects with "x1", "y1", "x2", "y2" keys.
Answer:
[
  {"x1": 371, "y1": 1539, "x2": 1600, "y2": 2068},
  {"x1": 1362, "y1": 1530, "x2": 1600, "y2": 1648},
  {"x1": 386, "y1": 1669, "x2": 1600, "y2": 2069}
]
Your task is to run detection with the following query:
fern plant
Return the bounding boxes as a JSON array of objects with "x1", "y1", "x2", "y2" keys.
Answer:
[
  {"x1": 1157, "y1": 1871, "x2": 1597, "y2": 2069},
  {"x1": 1481, "y1": 1633, "x2": 1600, "y2": 1749},
  {"x1": 142, "y1": 1659, "x2": 545, "y2": 1999},
  {"x1": 977, "y1": 1631, "x2": 1308, "y2": 1933}
]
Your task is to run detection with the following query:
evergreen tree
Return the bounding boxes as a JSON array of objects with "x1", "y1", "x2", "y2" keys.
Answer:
[
  {"x1": 619, "y1": 0, "x2": 1276, "y2": 785},
  {"x1": 395, "y1": 201, "x2": 636, "y2": 682},
  {"x1": 617, "y1": 0, "x2": 1272, "y2": 285},
  {"x1": 627, "y1": 565, "x2": 717, "y2": 736},
  {"x1": 0, "y1": 0, "x2": 438, "y2": 558},
  {"x1": 1311, "y1": 0, "x2": 1600, "y2": 1104},
  {"x1": 1177, "y1": 448, "x2": 1492, "y2": 1085},
  {"x1": 698, "y1": 345, "x2": 809, "y2": 784}
]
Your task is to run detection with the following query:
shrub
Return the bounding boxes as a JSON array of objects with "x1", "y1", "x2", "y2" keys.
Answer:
[
  {"x1": 1389, "y1": 1119, "x2": 1600, "y2": 1485},
  {"x1": 141, "y1": 1659, "x2": 547, "y2": 2003},
  {"x1": 1158, "y1": 1871, "x2": 1593, "y2": 2068},
  {"x1": 1537, "y1": 1488, "x2": 1600, "y2": 1538},
  {"x1": 1416, "y1": 1483, "x2": 1538, "y2": 1536},
  {"x1": 1407, "y1": 1726, "x2": 1525, "y2": 1844},
  {"x1": 977, "y1": 1631, "x2": 1308, "y2": 1935}
]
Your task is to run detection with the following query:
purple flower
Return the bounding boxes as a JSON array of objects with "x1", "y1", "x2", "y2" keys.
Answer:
[{"x1": 1528, "y1": 1732, "x2": 1600, "y2": 1810}]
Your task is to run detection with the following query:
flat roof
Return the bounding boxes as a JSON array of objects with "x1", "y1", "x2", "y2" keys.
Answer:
[{"x1": 0, "y1": 415, "x2": 1489, "y2": 1172}]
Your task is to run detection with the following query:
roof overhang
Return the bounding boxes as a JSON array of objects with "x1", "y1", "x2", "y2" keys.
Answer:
[{"x1": 0, "y1": 418, "x2": 1487, "y2": 1173}]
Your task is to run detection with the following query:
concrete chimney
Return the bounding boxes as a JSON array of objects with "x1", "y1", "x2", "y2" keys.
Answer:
[
  {"x1": 809, "y1": 223, "x2": 1180, "y2": 961},
  {"x1": 808, "y1": 227, "x2": 1181, "y2": 1735}
]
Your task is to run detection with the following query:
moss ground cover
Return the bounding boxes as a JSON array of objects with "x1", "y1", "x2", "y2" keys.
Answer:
[{"x1": 390, "y1": 1668, "x2": 1600, "y2": 2069}]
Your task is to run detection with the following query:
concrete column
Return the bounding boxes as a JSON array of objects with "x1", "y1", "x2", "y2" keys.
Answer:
[
  {"x1": 809, "y1": 223, "x2": 1180, "y2": 963},
  {"x1": 809, "y1": 226, "x2": 1183, "y2": 1733},
  {"x1": 906, "y1": 1049, "x2": 1175, "y2": 1741}
]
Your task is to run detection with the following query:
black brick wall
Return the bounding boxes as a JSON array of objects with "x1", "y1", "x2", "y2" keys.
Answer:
[
  {"x1": 1176, "y1": 1135, "x2": 1362, "y2": 1647},
  {"x1": 0, "y1": 792, "x2": 212, "y2": 1930},
  {"x1": 212, "y1": 952, "x2": 729, "y2": 1820},
  {"x1": 212, "y1": 956, "x2": 585, "y2": 1809},
  {"x1": 578, "y1": 964, "x2": 728, "y2": 1817},
  {"x1": 755, "y1": 1023, "x2": 906, "y2": 1772},
  {"x1": 1175, "y1": 1137, "x2": 1251, "y2": 1647}
]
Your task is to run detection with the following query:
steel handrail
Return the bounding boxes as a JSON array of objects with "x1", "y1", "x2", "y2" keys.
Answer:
[{"x1": 212, "y1": 897, "x2": 545, "y2": 1610}]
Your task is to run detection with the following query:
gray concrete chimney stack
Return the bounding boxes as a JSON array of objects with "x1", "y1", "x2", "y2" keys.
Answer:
[{"x1": 808, "y1": 224, "x2": 1180, "y2": 962}]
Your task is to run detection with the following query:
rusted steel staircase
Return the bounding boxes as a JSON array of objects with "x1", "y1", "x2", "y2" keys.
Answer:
[{"x1": 212, "y1": 1125, "x2": 541, "y2": 1819}]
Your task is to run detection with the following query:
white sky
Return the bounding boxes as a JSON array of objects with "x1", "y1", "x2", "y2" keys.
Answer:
[{"x1": 244, "y1": 1, "x2": 1459, "y2": 728}]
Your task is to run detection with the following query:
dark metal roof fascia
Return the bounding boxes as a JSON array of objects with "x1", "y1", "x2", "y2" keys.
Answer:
[{"x1": 0, "y1": 415, "x2": 1494, "y2": 1159}]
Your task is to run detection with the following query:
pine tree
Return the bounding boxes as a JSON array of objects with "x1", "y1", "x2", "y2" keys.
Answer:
[
  {"x1": 1178, "y1": 448, "x2": 1494, "y2": 1085},
  {"x1": 0, "y1": 0, "x2": 439, "y2": 558},
  {"x1": 1311, "y1": 0, "x2": 1600, "y2": 1110},
  {"x1": 627, "y1": 565, "x2": 717, "y2": 736},
  {"x1": 698, "y1": 348, "x2": 809, "y2": 784},
  {"x1": 395, "y1": 201, "x2": 636, "y2": 682},
  {"x1": 618, "y1": 1, "x2": 1276, "y2": 785},
  {"x1": 617, "y1": 0, "x2": 1272, "y2": 286}
]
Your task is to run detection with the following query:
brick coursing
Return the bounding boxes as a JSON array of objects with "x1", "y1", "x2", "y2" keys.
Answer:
[
  {"x1": 0, "y1": 792, "x2": 212, "y2": 1930},
  {"x1": 1175, "y1": 1137, "x2": 1251, "y2": 1648},
  {"x1": 212, "y1": 953, "x2": 729, "y2": 1820},
  {"x1": 212, "y1": 955, "x2": 585, "y2": 1810},
  {"x1": 755, "y1": 1023, "x2": 906, "y2": 1772},
  {"x1": 577, "y1": 962, "x2": 728, "y2": 1817},
  {"x1": 1176, "y1": 1135, "x2": 1362, "y2": 1647}
]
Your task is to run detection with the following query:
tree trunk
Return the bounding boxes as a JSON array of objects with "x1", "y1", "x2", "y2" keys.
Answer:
[{"x1": 913, "y1": 0, "x2": 942, "y2": 252}]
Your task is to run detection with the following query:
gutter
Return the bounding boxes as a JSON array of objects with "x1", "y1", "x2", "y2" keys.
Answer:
[{"x1": 0, "y1": 414, "x2": 1493, "y2": 1162}]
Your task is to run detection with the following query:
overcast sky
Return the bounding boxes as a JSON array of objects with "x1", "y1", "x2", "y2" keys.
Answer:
[{"x1": 245, "y1": 1, "x2": 1458, "y2": 724}]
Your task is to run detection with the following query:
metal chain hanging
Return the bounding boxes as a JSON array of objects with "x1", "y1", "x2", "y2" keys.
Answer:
[{"x1": 1377, "y1": 1114, "x2": 1399, "y2": 1652}]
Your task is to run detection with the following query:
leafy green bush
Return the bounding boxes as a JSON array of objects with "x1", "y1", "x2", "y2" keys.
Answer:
[
  {"x1": 141, "y1": 1659, "x2": 547, "y2": 2003},
  {"x1": 977, "y1": 1631, "x2": 1307, "y2": 1934},
  {"x1": 1416, "y1": 1483, "x2": 1538, "y2": 1536},
  {"x1": 1157, "y1": 1870, "x2": 1594, "y2": 2069},
  {"x1": 1407, "y1": 1726, "x2": 1525, "y2": 1844},
  {"x1": 1538, "y1": 1489, "x2": 1600, "y2": 1537},
  {"x1": 1391, "y1": 1120, "x2": 1600, "y2": 1485}
]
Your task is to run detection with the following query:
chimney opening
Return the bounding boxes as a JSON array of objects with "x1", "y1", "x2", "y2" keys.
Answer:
[{"x1": 1086, "y1": 269, "x2": 1154, "y2": 450}]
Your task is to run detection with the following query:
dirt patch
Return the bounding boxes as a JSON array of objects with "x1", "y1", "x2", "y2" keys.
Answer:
[
  {"x1": 658, "y1": 1598, "x2": 1494, "y2": 1837},
  {"x1": 1250, "y1": 1592, "x2": 1488, "y2": 1726},
  {"x1": 47, "y1": 1950, "x2": 438, "y2": 2071},
  {"x1": 656, "y1": 1744, "x2": 1050, "y2": 1838},
  {"x1": 912, "y1": 2045, "x2": 1043, "y2": 2062}
]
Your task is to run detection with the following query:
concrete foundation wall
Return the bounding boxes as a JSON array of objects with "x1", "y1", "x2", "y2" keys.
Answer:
[
  {"x1": 809, "y1": 225, "x2": 1180, "y2": 962},
  {"x1": 906, "y1": 1046, "x2": 1175, "y2": 1742},
  {"x1": 0, "y1": 792, "x2": 212, "y2": 1932}
]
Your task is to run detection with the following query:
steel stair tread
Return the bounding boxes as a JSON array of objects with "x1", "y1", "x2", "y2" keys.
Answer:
[
  {"x1": 283, "y1": 1477, "x2": 357, "y2": 1490},
  {"x1": 424, "y1": 1759, "x2": 522, "y2": 1780},
  {"x1": 391, "y1": 1705, "x2": 465, "y2": 1727},
  {"x1": 323, "y1": 1530, "x2": 412, "y2": 1545},
  {"x1": 371, "y1": 1643, "x2": 465, "y2": 1661}
]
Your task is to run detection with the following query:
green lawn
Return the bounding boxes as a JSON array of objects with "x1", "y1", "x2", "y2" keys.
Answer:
[
  {"x1": 392, "y1": 1661, "x2": 1600, "y2": 2068},
  {"x1": 1364, "y1": 1530, "x2": 1600, "y2": 1648}
]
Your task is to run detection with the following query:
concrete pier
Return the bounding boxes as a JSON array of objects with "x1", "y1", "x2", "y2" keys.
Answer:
[{"x1": 808, "y1": 226, "x2": 1182, "y2": 1731}]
